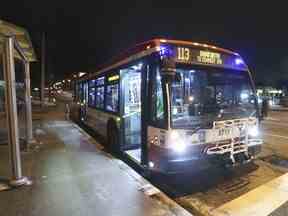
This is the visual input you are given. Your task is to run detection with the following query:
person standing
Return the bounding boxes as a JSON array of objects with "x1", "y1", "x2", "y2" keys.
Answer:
[
  {"x1": 65, "y1": 103, "x2": 70, "y2": 120},
  {"x1": 261, "y1": 98, "x2": 269, "y2": 119}
]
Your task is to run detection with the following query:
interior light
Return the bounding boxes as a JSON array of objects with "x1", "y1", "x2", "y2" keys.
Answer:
[
  {"x1": 189, "y1": 96, "x2": 194, "y2": 102},
  {"x1": 160, "y1": 39, "x2": 167, "y2": 42},
  {"x1": 189, "y1": 70, "x2": 195, "y2": 73},
  {"x1": 193, "y1": 42, "x2": 199, "y2": 46}
]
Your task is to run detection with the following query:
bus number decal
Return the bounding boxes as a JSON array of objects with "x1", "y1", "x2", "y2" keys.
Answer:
[{"x1": 177, "y1": 47, "x2": 190, "y2": 61}]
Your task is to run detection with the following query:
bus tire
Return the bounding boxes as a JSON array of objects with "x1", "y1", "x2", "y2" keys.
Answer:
[
  {"x1": 142, "y1": 168, "x2": 152, "y2": 179},
  {"x1": 107, "y1": 121, "x2": 120, "y2": 155}
]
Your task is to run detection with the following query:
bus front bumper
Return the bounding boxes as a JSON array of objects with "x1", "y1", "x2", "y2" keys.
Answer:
[{"x1": 148, "y1": 144, "x2": 261, "y2": 174}]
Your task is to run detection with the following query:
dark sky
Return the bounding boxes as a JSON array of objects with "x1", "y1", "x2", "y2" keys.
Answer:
[{"x1": 2, "y1": 2, "x2": 288, "y2": 86}]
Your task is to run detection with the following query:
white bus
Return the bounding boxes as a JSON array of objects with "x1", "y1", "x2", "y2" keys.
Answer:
[{"x1": 72, "y1": 39, "x2": 262, "y2": 174}]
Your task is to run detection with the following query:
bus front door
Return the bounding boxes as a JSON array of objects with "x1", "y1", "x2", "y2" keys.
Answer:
[{"x1": 121, "y1": 65, "x2": 142, "y2": 163}]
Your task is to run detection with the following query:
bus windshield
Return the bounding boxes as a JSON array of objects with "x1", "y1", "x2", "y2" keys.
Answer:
[{"x1": 170, "y1": 66, "x2": 257, "y2": 129}]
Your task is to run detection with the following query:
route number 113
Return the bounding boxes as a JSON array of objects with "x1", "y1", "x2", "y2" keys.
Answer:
[{"x1": 177, "y1": 47, "x2": 190, "y2": 61}]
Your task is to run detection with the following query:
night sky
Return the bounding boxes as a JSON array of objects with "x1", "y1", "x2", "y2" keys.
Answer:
[{"x1": 2, "y1": 2, "x2": 288, "y2": 87}]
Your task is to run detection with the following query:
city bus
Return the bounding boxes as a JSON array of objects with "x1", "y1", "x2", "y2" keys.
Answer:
[{"x1": 71, "y1": 39, "x2": 262, "y2": 174}]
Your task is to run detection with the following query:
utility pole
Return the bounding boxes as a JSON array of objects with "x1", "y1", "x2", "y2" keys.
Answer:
[{"x1": 41, "y1": 32, "x2": 45, "y2": 107}]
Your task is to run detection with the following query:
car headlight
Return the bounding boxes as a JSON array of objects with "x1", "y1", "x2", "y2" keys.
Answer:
[
  {"x1": 249, "y1": 126, "x2": 259, "y2": 137},
  {"x1": 168, "y1": 131, "x2": 186, "y2": 153}
]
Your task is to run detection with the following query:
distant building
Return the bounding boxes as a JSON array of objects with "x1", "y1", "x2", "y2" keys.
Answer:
[{"x1": 256, "y1": 86, "x2": 285, "y2": 106}]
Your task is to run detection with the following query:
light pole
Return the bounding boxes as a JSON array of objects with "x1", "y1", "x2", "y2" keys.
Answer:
[{"x1": 41, "y1": 32, "x2": 45, "y2": 108}]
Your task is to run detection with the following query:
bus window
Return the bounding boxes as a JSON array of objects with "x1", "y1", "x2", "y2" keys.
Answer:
[
  {"x1": 95, "y1": 76, "x2": 105, "y2": 109},
  {"x1": 106, "y1": 83, "x2": 119, "y2": 112},
  {"x1": 95, "y1": 87, "x2": 104, "y2": 108},
  {"x1": 88, "y1": 79, "x2": 96, "y2": 107},
  {"x1": 151, "y1": 68, "x2": 164, "y2": 125}
]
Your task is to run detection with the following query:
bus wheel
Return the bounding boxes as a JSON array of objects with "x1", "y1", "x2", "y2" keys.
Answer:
[{"x1": 107, "y1": 123, "x2": 120, "y2": 155}]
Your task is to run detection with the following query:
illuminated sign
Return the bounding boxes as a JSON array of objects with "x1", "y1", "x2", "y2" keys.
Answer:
[
  {"x1": 173, "y1": 46, "x2": 247, "y2": 70},
  {"x1": 177, "y1": 47, "x2": 222, "y2": 65},
  {"x1": 108, "y1": 74, "x2": 119, "y2": 82},
  {"x1": 197, "y1": 51, "x2": 222, "y2": 65},
  {"x1": 177, "y1": 47, "x2": 190, "y2": 61}
]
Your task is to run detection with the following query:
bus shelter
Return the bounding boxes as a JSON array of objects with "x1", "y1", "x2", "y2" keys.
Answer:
[{"x1": 0, "y1": 20, "x2": 36, "y2": 189}]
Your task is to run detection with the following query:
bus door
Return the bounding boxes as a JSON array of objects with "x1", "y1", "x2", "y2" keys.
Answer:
[{"x1": 120, "y1": 63, "x2": 144, "y2": 163}]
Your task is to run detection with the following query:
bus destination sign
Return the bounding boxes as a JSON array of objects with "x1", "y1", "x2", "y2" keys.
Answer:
[
  {"x1": 174, "y1": 46, "x2": 246, "y2": 70},
  {"x1": 176, "y1": 47, "x2": 223, "y2": 65},
  {"x1": 197, "y1": 50, "x2": 222, "y2": 65}
]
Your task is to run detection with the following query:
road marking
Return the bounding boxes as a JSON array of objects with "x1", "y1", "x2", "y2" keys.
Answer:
[
  {"x1": 263, "y1": 133, "x2": 288, "y2": 140},
  {"x1": 213, "y1": 173, "x2": 288, "y2": 216}
]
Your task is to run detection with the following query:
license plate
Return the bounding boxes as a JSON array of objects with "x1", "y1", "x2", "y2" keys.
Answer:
[
  {"x1": 205, "y1": 127, "x2": 241, "y2": 143},
  {"x1": 218, "y1": 128, "x2": 233, "y2": 139}
]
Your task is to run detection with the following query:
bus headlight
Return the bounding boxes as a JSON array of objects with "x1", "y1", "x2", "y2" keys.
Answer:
[
  {"x1": 171, "y1": 139, "x2": 186, "y2": 153},
  {"x1": 249, "y1": 126, "x2": 259, "y2": 137},
  {"x1": 169, "y1": 131, "x2": 187, "y2": 153}
]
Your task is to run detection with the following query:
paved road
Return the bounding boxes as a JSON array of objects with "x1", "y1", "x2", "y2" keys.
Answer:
[{"x1": 261, "y1": 111, "x2": 288, "y2": 158}]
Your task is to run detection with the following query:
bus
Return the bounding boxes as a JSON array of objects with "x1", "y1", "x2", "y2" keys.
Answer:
[{"x1": 71, "y1": 39, "x2": 262, "y2": 174}]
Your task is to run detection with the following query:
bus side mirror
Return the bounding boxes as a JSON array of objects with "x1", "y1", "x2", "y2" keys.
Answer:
[{"x1": 160, "y1": 57, "x2": 176, "y2": 83}]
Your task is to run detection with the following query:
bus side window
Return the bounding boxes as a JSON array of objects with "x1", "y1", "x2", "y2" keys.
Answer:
[
  {"x1": 95, "y1": 77, "x2": 105, "y2": 109},
  {"x1": 88, "y1": 79, "x2": 96, "y2": 107},
  {"x1": 106, "y1": 83, "x2": 119, "y2": 112},
  {"x1": 151, "y1": 68, "x2": 164, "y2": 125}
]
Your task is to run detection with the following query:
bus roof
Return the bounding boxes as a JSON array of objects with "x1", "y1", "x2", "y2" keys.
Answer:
[{"x1": 80, "y1": 38, "x2": 241, "y2": 80}]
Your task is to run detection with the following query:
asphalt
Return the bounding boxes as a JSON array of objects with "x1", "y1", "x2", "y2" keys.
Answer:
[
  {"x1": 261, "y1": 110, "x2": 288, "y2": 158},
  {"x1": 0, "y1": 103, "x2": 187, "y2": 216}
]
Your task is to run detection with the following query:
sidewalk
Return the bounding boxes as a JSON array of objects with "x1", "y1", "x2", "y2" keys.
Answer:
[{"x1": 0, "y1": 107, "x2": 190, "y2": 216}]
